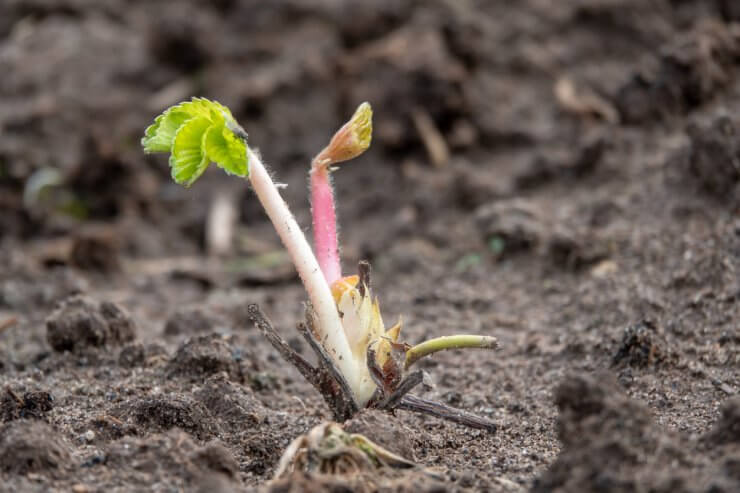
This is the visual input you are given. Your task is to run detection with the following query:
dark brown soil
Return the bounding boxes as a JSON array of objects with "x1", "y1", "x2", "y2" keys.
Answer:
[{"x1": 1, "y1": 1, "x2": 738, "y2": 491}]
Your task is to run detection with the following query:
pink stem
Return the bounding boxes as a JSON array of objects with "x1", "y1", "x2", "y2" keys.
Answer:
[{"x1": 311, "y1": 163, "x2": 342, "y2": 285}]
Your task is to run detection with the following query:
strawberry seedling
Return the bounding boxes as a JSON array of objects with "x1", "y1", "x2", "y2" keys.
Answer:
[{"x1": 142, "y1": 98, "x2": 498, "y2": 430}]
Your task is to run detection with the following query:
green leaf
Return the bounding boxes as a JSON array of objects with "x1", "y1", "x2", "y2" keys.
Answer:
[
  {"x1": 141, "y1": 97, "x2": 248, "y2": 186},
  {"x1": 143, "y1": 110, "x2": 190, "y2": 152},
  {"x1": 204, "y1": 124, "x2": 248, "y2": 177},
  {"x1": 171, "y1": 116, "x2": 211, "y2": 186}
]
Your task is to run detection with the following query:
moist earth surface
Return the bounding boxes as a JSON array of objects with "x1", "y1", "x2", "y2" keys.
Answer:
[{"x1": 1, "y1": 1, "x2": 739, "y2": 491}]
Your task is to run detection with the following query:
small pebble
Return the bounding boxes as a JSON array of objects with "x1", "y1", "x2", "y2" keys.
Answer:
[{"x1": 84, "y1": 430, "x2": 95, "y2": 442}]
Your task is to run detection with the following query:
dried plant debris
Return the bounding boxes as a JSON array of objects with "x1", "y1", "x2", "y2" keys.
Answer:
[{"x1": 273, "y1": 422, "x2": 428, "y2": 478}]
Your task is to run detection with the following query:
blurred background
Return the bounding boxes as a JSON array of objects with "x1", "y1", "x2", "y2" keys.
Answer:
[{"x1": 1, "y1": 0, "x2": 738, "y2": 272}]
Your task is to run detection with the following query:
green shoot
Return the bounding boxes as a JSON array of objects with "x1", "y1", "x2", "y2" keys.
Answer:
[{"x1": 404, "y1": 335, "x2": 499, "y2": 370}]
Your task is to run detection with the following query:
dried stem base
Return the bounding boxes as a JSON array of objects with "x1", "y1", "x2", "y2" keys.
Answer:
[
  {"x1": 247, "y1": 304, "x2": 357, "y2": 421},
  {"x1": 247, "y1": 303, "x2": 498, "y2": 432}
]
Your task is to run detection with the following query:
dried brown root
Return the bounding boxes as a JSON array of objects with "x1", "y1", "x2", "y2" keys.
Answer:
[
  {"x1": 247, "y1": 304, "x2": 357, "y2": 421},
  {"x1": 273, "y1": 422, "x2": 423, "y2": 479}
]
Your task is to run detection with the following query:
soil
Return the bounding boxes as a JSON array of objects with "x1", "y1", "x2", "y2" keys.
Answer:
[{"x1": 1, "y1": 1, "x2": 739, "y2": 491}]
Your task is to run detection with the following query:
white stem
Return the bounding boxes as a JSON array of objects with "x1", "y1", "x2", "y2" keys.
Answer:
[{"x1": 246, "y1": 147, "x2": 360, "y2": 400}]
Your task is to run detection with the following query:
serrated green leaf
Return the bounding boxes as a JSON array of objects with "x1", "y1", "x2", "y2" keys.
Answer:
[
  {"x1": 204, "y1": 124, "x2": 248, "y2": 177},
  {"x1": 171, "y1": 116, "x2": 212, "y2": 187},
  {"x1": 141, "y1": 97, "x2": 249, "y2": 187},
  {"x1": 142, "y1": 110, "x2": 190, "y2": 152}
]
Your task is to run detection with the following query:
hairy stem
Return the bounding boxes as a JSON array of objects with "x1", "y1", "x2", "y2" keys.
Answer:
[
  {"x1": 310, "y1": 161, "x2": 342, "y2": 285},
  {"x1": 246, "y1": 147, "x2": 359, "y2": 396},
  {"x1": 309, "y1": 102, "x2": 372, "y2": 285},
  {"x1": 405, "y1": 335, "x2": 499, "y2": 370}
]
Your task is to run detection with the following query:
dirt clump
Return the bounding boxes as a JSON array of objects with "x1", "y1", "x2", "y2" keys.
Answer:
[
  {"x1": 118, "y1": 341, "x2": 169, "y2": 368},
  {"x1": 114, "y1": 395, "x2": 221, "y2": 441},
  {"x1": 45, "y1": 295, "x2": 136, "y2": 352},
  {"x1": 166, "y1": 334, "x2": 245, "y2": 381},
  {"x1": 475, "y1": 200, "x2": 545, "y2": 257},
  {"x1": 191, "y1": 441, "x2": 240, "y2": 479},
  {"x1": 682, "y1": 116, "x2": 740, "y2": 199},
  {"x1": 616, "y1": 20, "x2": 740, "y2": 123},
  {"x1": 475, "y1": 198, "x2": 605, "y2": 269},
  {"x1": 164, "y1": 306, "x2": 226, "y2": 336},
  {"x1": 705, "y1": 396, "x2": 740, "y2": 445},
  {"x1": 534, "y1": 373, "x2": 676, "y2": 491},
  {"x1": 612, "y1": 320, "x2": 674, "y2": 369},
  {"x1": 534, "y1": 373, "x2": 740, "y2": 492},
  {"x1": 69, "y1": 230, "x2": 121, "y2": 273},
  {"x1": 0, "y1": 420, "x2": 71, "y2": 475},
  {"x1": 1, "y1": 387, "x2": 53, "y2": 422},
  {"x1": 103, "y1": 430, "x2": 242, "y2": 492},
  {"x1": 515, "y1": 138, "x2": 608, "y2": 191},
  {"x1": 193, "y1": 374, "x2": 265, "y2": 431}
]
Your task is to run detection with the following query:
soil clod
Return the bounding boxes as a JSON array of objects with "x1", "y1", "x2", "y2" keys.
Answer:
[
  {"x1": 475, "y1": 200, "x2": 544, "y2": 257},
  {"x1": 615, "y1": 20, "x2": 740, "y2": 123},
  {"x1": 45, "y1": 295, "x2": 136, "y2": 353},
  {"x1": 164, "y1": 306, "x2": 225, "y2": 336},
  {"x1": 536, "y1": 373, "x2": 677, "y2": 492},
  {"x1": 1, "y1": 387, "x2": 53, "y2": 422},
  {"x1": 194, "y1": 374, "x2": 265, "y2": 431},
  {"x1": 683, "y1": 116, "x2": 740, "y2": 199},
  {"x1": 612, "y1": 320, "x2": 671, "y2": 369},
  {"x1": 191, "y1": 442, "x2": 240, "y2": 479},
  {"x1": 118, "y1": 341, "x2": 168, "y2": 368},
  {"x1": 0, "y1": 420, "x2": 71, "y2": 475},
  {"x1": 166, "y1": 334, "x2": 244, "y2": 381},
  {"x1": 705, "y1": 396, "x2": 740, "y2": 445},
  {"x1": 116, "y1": 395, "x2": 221, "y2": 440}
]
